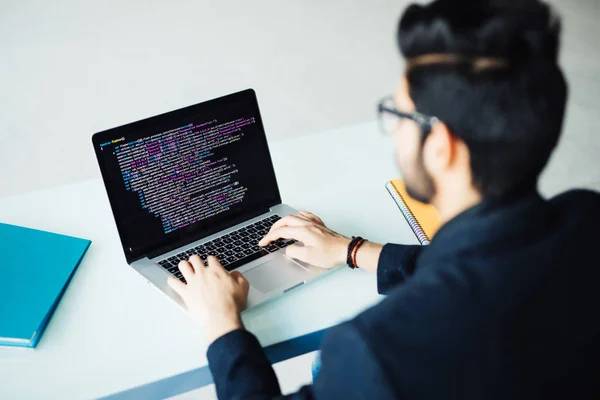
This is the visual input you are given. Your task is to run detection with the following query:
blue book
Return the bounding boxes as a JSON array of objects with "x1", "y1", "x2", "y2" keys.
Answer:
[{"x1": 0, "y1": 223, "x2": 91, "y2": 348}]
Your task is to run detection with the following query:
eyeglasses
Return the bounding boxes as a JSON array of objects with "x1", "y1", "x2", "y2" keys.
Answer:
[{"x1": 377, "y1": 96, "x2": 439, "y2": 137}]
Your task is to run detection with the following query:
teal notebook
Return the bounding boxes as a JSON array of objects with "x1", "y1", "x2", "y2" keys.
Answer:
[{"x1": 0, "y1": 223, "x2": 91, "y2": 348}]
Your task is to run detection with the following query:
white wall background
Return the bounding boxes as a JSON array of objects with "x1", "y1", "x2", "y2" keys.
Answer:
[{"x1": 1, "y1": 0, "x2": 599, "y2": 199}]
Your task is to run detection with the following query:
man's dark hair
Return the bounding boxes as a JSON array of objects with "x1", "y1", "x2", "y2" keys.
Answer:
[{"x1": 398, "y1": 0, "x2": 568, "y2": 198}]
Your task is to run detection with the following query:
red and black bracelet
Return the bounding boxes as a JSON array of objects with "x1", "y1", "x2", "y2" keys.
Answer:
[{"x1": 346, "y1": 236, "x2": 367, "y2": 269}]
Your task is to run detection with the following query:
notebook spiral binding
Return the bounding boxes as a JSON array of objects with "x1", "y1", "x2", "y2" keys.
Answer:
[{"x1": 385, "y1": 182, "x2": 431, "y2": 245}]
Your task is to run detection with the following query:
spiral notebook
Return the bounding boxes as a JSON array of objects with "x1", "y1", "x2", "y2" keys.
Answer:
[{"x1": 385, "y1": 180, "x2": 441, "y2": 245}]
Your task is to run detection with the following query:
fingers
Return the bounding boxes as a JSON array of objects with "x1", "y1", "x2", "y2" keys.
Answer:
[
  {"x1": 299, "y1": 211, "x2": 324, "y2": 225},
  {"x1": 168, "y1": 276, "x2": 186, "y2": 295},
  {"x1": 263, "y1": 213, "x2": 322, "y2": 246},
  {"x1": 269, "y1": 215, "x2": 294, "y2": 232},
  {"x1": 230, "y1": 271, "x2": 248, "y2": 287},
  {"x1": 285, "y1": 244, "x2": 310, "y2": 263},
  {"x1": 259, "y1": 226, "x2": 311, "y2": 247},
  {"x1": 258, "y1": 234, "x2": 274, "y2": 247},
  {"x1": 269, "y1": 215, "x2": 313, "y2": 233},
  {"x1": 178, "y1": 260, "x2": 195, "y2": 280},
  {"x1": 206, "y1": 256, "x2": 226, "y2": 275},
  {"x1": 188, "y1": 255, "x2": 204, "y2": 272}
]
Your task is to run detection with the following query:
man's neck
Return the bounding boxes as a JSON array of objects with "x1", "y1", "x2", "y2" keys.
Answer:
[{"x1": 433, "y1": 185, "x2": 482, "y2": 225}]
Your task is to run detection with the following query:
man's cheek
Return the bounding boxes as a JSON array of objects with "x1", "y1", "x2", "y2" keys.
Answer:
[
  {"x1": 394, "y1": 150, "x2": 403, "y2": 171},
  {"x1": 395, "y1": 146, "x2": 409, "y2": 168},
  {"x1": 395, "y1": 154, "x2": 409, "y2": 179}
]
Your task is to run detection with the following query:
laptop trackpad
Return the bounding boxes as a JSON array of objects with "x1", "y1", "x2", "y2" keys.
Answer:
[{"x1": 243, "y1": 257, "x2": 310, "y2": 294}]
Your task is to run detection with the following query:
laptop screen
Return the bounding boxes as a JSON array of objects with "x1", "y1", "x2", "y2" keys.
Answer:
[{"x1": 92, "y1": 89, "x2": 281, "y2": 262}]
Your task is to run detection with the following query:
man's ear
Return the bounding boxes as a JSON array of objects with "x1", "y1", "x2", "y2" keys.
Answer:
[{"x1": 422, "y1": 122, "x2": 455, "y2": 175}]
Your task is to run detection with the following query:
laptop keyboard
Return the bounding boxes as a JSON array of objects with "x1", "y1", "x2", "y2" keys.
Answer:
[{"x1": 156, "y1": 215, "x2": 296, "y2": 283}]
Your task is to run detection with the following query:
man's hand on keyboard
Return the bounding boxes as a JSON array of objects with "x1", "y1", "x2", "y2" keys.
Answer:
[
  {"x1": 168, "y1": 255, "x2": 249, "y2": 344},
  {"x1": 259, "y1": 211, "x2": 351, "y2": 269}
]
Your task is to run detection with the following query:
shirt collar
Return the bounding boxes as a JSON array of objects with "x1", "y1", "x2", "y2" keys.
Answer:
[{"x1": 420, "y1": 190, "x2": 549, "y2": 262}]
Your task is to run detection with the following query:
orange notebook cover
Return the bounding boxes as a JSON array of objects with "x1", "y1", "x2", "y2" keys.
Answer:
[{"x1": 385, "y1": 179, "x2": 441, "y2": 244}]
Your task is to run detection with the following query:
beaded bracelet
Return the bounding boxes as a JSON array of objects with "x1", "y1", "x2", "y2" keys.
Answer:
[{"x1": 346, "y1": 236, "x2": 367, "y2": 269}]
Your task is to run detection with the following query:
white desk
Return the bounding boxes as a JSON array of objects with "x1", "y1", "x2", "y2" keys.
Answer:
[{"x1": 0, "y1": 122, "x2": 419, "y2": 399}]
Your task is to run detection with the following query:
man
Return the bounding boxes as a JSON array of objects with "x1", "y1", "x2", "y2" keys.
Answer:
[{"x1": 167, "y1": 0, "x2": 600, "y2": 398}]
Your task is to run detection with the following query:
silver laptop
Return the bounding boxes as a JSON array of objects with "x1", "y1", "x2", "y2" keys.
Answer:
[{"x1": 92, "y1": 89, "x2": 326, "y2": 310}]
